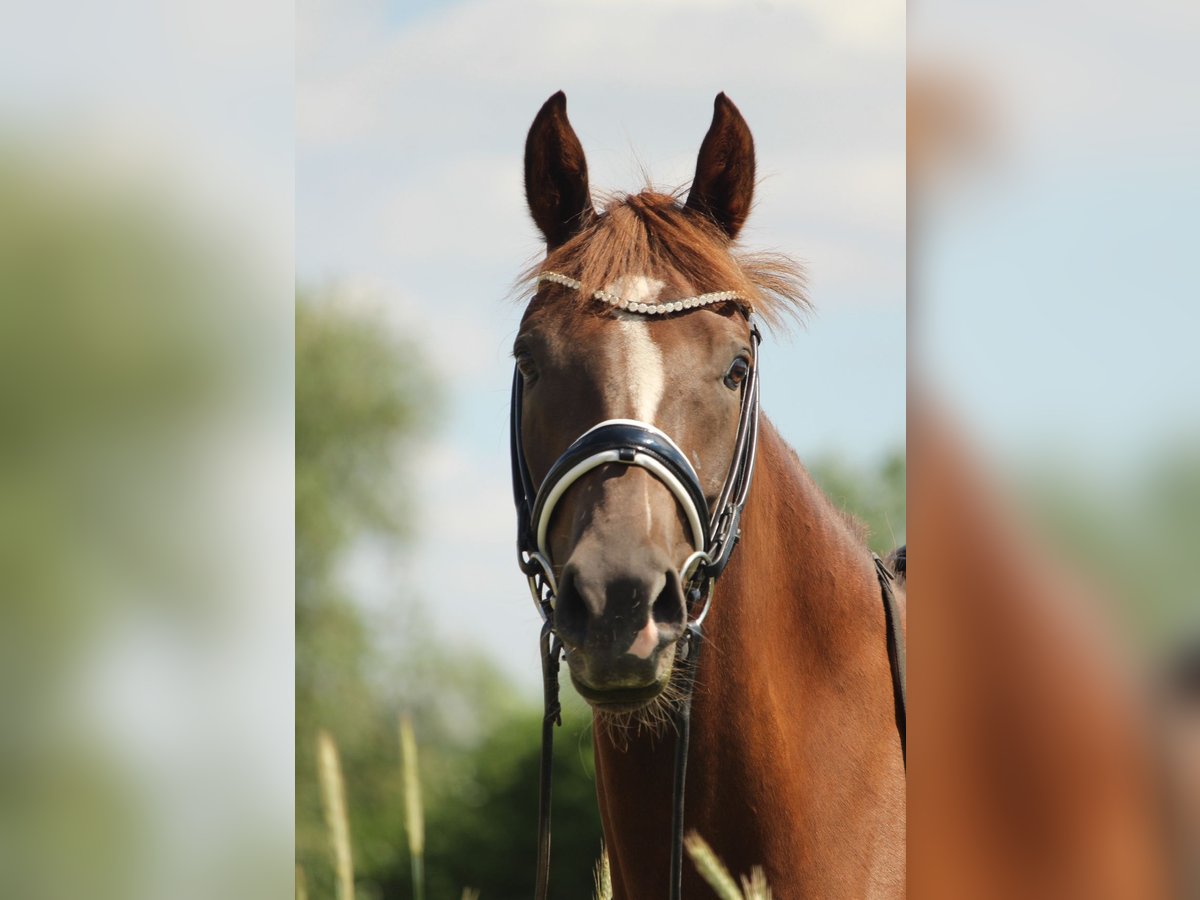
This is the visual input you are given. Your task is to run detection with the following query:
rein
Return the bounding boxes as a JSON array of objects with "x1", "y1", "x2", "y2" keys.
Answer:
[{"x1": 510, "y1": 276, "x2": 906, "y2": 898}]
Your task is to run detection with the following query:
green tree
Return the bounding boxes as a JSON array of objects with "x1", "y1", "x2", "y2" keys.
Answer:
[
  {"x1": 809, "y1": 451, "x2": 907, "y2": 556},
  {"x1": 420, "y1": 707, "x2": 602, "y2": 900},
  {"x1": 296, "y1": 291, "x2": 431, "y2": 898}
]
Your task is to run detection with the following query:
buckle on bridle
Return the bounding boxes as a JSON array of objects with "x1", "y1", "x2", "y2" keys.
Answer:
[{"x1": 520, "y1": 549, "x2": 557, "y2": 620}]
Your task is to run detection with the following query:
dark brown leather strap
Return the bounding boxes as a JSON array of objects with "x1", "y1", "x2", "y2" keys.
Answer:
[
  {"x1": 669, "y1": 624, "x2": 703, "y2": 900},
  {"x1": 534, "y1": 625, "x2": 562, "y2": 900},
  {"x1": 875, "y1": 552, "x2": 907, "y2": 764}
]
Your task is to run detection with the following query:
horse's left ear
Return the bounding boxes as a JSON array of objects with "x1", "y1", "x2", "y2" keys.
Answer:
[
  {"x1": 524, "y1": 91, "x2": 595, "y2": 248},
  {"x1": 685, "y1": 93, "x2": 756, "y2": 240}
]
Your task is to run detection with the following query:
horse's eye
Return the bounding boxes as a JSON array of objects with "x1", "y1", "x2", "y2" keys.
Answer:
[
  {"x1": 516, "y1": 352, "x2": 538, "y2": 383},
  {"x1": 723, "y1": 356, "x2": 750, "y2": 390}
]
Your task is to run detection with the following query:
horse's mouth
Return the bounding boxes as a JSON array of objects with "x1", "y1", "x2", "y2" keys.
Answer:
[{"x1": 570, "y1": 675, "x2": 666, "y2": 710}]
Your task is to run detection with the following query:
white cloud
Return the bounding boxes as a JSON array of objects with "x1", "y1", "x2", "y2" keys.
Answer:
[
  {"x1": 299, "y1": 0, "x2": 903, "y2": 147},
  {"x1": 298, "y1": 0, "x2": 904, "y2": 294}
]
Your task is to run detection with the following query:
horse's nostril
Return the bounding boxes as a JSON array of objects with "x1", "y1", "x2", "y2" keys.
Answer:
[
  {"x1": 651, "y1": 568, "x2": 685, "y2": 635},
  {"x1": 553, "y1": 565, "x2": 588, "y2": 647}
]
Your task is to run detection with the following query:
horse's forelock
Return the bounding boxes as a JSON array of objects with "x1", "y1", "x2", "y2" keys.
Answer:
[{"x1": 518, "y1": 190, "x2": 809, "y2": 330}]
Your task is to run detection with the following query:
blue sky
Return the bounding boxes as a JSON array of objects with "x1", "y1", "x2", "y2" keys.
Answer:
[{"x1": 298, "y1": 0, "x2": 906, "y2": 686}]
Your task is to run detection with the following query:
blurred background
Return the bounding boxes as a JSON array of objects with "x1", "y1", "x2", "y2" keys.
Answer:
[
  {"x1": 910, "y1": 0, "x2": 1200, "y2": 714},
  {"x1": 910, "y1": 0, "x2": 1199, "y2": 895},
  {"x1": 1, "y1": 0, "x2": 292, "y2": 898},
  {"x1": 296, "y1": 1, "x2": 904, "y2": 896}
]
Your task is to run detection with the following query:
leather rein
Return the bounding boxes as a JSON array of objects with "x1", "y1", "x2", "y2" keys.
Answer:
[{"x1": 510, "y1": 291, "x2": 905, "y2": 898}]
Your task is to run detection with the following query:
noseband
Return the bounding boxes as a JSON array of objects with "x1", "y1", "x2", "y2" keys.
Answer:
[{"x1": 511, "y1": 277, "x2": 761, "y2": 900}]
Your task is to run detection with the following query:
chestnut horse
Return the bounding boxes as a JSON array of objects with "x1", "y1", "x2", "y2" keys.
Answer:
[{"x1": 514, "y1": 92, "x2": 905, "y2": 898}]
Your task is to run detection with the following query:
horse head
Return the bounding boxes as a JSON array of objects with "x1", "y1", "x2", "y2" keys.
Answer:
[{"x1": 514, "y1": 91, "x2": 802, "y2": 712}]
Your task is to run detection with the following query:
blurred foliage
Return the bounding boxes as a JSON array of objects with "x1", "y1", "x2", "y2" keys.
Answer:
[
  {"x1": 809, "y1": 450, "x2": 907, "y2": 556},
  {"x1": 296, "y1": 297, "x2": 425, "y2": 585},
  {"x1": 0, "y1": 149, "x2": 276, "y2": 900},
  {"x1": 0, "y1": 151, "x2": 250, "y2": 653},
  {"x1": 1020, "y1": 447, "x2": 1200, "y2": 656},
  {"x1": 295, "y1": 292, "x2": 601, "y2": 899}
]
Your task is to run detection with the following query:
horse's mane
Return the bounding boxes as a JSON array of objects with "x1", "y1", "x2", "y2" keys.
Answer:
[{"x1": 519, "y1": 190, "x2": 809, "y2": 329}]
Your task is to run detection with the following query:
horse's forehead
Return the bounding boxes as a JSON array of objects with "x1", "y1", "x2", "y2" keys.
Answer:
[{"x1": 540, "y1": 277, "x2": 671, "y2": 422}]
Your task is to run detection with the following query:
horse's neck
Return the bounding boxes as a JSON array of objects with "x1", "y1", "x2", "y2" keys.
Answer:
[
  {"x1": 687, "y1": 417, "x2": 887, "y2": 755},
  {"x1": 594, "y1": 419, "x2": 895, "y2": 896},
  {"x1": 719, "y1": 418, "x2": 879, "y2": 638}
]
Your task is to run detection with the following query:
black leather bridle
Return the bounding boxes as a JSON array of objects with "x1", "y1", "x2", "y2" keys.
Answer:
[{"x1": 512, "y1": 310, "x2": 761, "y2": 900}]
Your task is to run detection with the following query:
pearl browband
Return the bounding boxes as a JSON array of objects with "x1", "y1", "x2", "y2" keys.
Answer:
[{"x1": 538, "y1": 271, "x2": 751, "y2": 316}]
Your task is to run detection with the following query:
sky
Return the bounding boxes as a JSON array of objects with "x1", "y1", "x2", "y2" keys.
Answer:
[
  {"x1": 297, "y1": 0, "x2": 907, "y2": 688},
  {"x1": 911, "y1": 0, "x2": 1200, "y2": 474}
]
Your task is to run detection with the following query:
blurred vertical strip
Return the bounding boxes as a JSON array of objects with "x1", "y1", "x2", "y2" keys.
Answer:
[
  {"x1": 910, "y1": 0, "x2": 1199, "y2": 897},
  {"x1": 0, "y1": 0, "x2": 292, "y2": 898}
]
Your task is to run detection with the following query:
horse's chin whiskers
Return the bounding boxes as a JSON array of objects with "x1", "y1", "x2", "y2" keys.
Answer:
[{"x1": 590, "y1": 646, "x2": 693, "y2": 747}]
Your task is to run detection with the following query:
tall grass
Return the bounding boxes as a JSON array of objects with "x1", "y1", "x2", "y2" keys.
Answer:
[
  {"x1": 399, "y1": 715, "x2": 425, "y2": 900},
  {"x1": 316, "y1": 730, "x2": 355, "y2": 900}
]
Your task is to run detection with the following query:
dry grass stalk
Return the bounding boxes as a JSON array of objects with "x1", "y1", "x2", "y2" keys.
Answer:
[
  {"x1": 400, "y1": 715, "x2": 426, "y2": 900},
  {"x1": 295, "y1": 864, "x2": 308, "y2": 900},
  {"x1": 460, "y1": 889, "x2": 480, "y2": 900},
  {"x1": 593, "y1": 843, "x2": 613, "y2": 900},
  {"x1": 740, "y1": 866, "x2": 774, "y2": 900},
  {"x1": 687, "y1": 830, "x2": 782, "y2": 900},
  {"x1": 683, "y1": 832, "x2": 741, "y2": 900},
  {"x1": 316, "y1": 729, "x2": 355, "y2": 900}
]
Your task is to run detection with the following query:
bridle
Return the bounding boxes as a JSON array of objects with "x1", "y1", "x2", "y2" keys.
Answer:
[
  {"x1": 510, "y1": 273, "x2": 906, "y2": 899},
  {"x1": 512, "y1": 286, "x2": 763, "y2": 629},
  {"x1": 511, "y1": 274, "x2": 761, "y2": 900}
]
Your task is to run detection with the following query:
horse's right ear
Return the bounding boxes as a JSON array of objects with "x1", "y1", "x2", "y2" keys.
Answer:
[
  {"x1": 685, "y1": 93, "x2": 756, "y2": 240},
  {"x1": 524, "y1": 91, "x2": 595, "y2": 248}
]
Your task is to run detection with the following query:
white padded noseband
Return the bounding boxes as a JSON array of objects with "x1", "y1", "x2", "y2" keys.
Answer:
[{"x1": 533, "y1": 419, "x2": 708, "y2": 571}]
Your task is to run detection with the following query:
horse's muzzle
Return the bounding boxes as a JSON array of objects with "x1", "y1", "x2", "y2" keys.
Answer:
[{"x1": 554, "y1": 551, "x2": 686, "y2": 703}]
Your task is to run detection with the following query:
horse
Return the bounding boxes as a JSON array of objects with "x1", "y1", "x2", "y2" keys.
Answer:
[{"x1": 511, "y1": 91, "x2": 906, "y2": 898}]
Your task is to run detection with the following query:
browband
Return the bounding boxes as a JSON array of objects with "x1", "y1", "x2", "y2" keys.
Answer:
[{"x1": 538, "y1": 272, "x2": 752, "y2": 316}]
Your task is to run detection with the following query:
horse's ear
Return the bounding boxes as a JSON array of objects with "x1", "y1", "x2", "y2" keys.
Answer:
[
  {"x1": 685, "y1": 93, "x2": 756, "y2": 240},
  {"x1": 524, "y1": 91, "x2": 595, "y2": 248}
]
